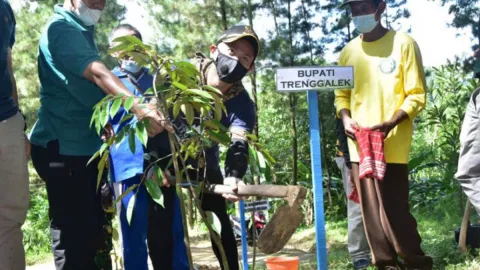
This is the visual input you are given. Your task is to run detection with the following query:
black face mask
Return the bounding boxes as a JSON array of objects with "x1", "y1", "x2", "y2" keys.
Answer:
[{"x1": 215, "y1": 52, "x2": 249, "y2": 83}]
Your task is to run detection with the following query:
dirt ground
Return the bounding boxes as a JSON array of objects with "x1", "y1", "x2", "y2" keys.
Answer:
[{"x1": 26, "y1": 228, "x2": 317, "y2": 270}]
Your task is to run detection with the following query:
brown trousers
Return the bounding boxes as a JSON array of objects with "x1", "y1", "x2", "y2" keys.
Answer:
[{"x1": 351, "y1": 163, "x2": 433, "y2": 269}]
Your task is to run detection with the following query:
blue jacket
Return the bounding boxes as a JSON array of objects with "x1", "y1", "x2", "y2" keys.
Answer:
[{"x1": 109, "y1": 67, "x2": 153, "y2": 182}]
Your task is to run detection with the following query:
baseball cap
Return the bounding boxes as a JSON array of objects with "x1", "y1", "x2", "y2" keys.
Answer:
[{"x1": 216, "y1": 25, "x2": 260, "y2": 59}]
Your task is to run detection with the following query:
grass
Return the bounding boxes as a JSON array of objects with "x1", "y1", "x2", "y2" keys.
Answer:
[
  {"x1": 23, "y1": 167, "x2": 52, "y2": 266},
  {"x1": 299, "y1": 196, "x2": 480, "y2": 270}
]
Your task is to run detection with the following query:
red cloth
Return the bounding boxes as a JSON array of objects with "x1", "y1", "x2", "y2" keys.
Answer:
[{"x1": 348, "y1": 128, "x2": 386, "y2": 203}]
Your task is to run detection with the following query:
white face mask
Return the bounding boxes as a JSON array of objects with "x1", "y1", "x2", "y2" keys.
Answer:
[
  {"x1": 352, "y1": 12, "x2": 379, "y2": 34},
  {"x1": 73, "y1": 0, "x2": 102, "y2": 26},
  {"x1": 121, "y1": 60, "x2": 142, "y2": 74}
]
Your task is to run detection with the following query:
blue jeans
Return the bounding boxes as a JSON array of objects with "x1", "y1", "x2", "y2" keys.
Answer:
[{"x1": 114, "y1": 176, "x2": 149, "y2": 270}]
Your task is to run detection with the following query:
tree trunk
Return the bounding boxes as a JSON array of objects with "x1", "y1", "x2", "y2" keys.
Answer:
[
  {"x1": 286, "y1": 0, "x2": 298, "y2": 185},
  {"x1": 187, "y1": 195, "x2": 194, "y2": 228},
  {"x1": 289, "y1": 93, "x2": 298, "y2": 185},
  {"x1": 247, "y1": 0, "x2": 259, "y2": 138},
  {"x1": 346, "y1": 10, "x2": 352, "y2": 41},
  {"x1": 220, "y1": 0, "x2": 228, "y2": 30},
  {"x1": 268, "y1": 0, "x2": 279, "y2": 36},
  {"x1": 319, "y1": 105, "x2": 333, "y2": 208},
  {"x1": 300, "y1": 0, "x2": 314, "y2": 62}
]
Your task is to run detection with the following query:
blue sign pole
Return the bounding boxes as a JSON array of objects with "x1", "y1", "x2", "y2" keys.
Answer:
[
  {"x1": 307, "y1": 90, "x2": 328, "y2": 270},
  {"x1": 239, "y1": 200, "x2": 249, "y2": 270}
]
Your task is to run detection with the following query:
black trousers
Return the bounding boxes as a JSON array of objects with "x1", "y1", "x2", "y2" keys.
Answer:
[
  {"x1": 31, "y1": 141, "x2": 109, "y2": 270},
  {"x1": 146, "y1": 167, "x2": 239, "y2": 270}
]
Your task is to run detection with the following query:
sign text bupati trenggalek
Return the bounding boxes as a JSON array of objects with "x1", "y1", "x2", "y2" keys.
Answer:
[{"x1": 276, "y1": 66, "x2": 354, "y2": 92}]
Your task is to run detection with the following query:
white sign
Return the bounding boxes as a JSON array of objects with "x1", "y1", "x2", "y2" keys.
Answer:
[
  {"x1": 244, "y1": 200, "x2": 269, "y2": 213},
  {"x1": 276, "y1": 66, "x2": 354, "y2": 92}
]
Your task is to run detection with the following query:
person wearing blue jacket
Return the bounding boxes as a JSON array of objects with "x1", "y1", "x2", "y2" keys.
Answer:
[{"x1": 108, "y1": 24, "x2": 189, "y2": 270}]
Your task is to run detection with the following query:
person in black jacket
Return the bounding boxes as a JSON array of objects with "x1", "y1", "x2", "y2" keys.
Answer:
[{"x1": 146, "y1": 25, "x2": 259, "y2": 270}]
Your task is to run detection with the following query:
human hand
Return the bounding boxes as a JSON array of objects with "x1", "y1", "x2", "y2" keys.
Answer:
[
  {"x1": 101, "y1": 123, "x2": 114, "y2": 143},
  {"x1": 133, "y1": 103, "x2": 173, "y2": 136},
  {"x1": 147, "y1": 167, "x2": 172, "y2": 187},
  {"x1": 222, "y1": 177, "x2": 247, "y2": 202},
  {"x1": 370, "y1": 121, "x2": 394, "y2": 138},
  {"x1": 342, "y1": 116, "x2": 359, "y2": 140}
]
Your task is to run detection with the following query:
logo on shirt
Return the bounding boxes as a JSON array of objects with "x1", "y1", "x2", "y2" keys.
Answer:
[
  {"x1": 4, "y1": 16, "x2": 8, "y2": 24},
  {"x1": 379, "y1": 58, "x2": 396, "y2": 74}
]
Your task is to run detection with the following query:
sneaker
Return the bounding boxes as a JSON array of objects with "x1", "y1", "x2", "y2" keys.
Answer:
[{"x1": 353, "y1": 259, "x2": 371, "y2": 270}]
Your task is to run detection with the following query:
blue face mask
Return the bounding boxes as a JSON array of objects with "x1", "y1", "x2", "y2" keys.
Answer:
[{"x1": 121, "y1": 60, "x2": 142, "y2": 74}]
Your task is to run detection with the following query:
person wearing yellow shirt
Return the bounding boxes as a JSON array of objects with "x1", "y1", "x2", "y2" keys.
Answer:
[{"x1": 335, "y1": 0, "x2": 433, "y2": 269}]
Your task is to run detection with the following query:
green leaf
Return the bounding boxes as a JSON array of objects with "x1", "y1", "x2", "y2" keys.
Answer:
[
  {"x1": 246, "y1": 133, "x2": 258, "y2": 141},
  {"x1": 257, "y1": 150, "x2": 267, "y2": 173},
  {"x1": 100, "y1": 104, "x2": 109, "y2": 127},
  {"x1": 185, "y1": 88, "x2": 215, "y2": 100},
  {"x1": 172, "y1": 81, "x2": 187, "y2": 91},
  {"x1": 173, "y1": 102, "x2": 182, "y2": 118},
  {"x1": 182, "y1": 104, "x2": 194, "y2": 125},
  {"x1": 95, "y1": 119, "x2": 102, "y2": 135},
  {"x1": 115, "y1": 128, "x2": 126, "y2": 146},
  {"x1": 248, "y1": 145, "x2": 258, "y2": 175},
  {"x1": 90, "y1": 108, "x2": 100, "y2": 128},
  {"x1": 108, "y1": 42, "x2": 135, "y2": 55},
  {"x1": 126, "y1": 194, "x2": 136, "y2": 226},
  {"x1": 124, "y1": 96, "x2": 135, "y2": 112},
  {"x1": 130, "y1": 52, "x2": 149, "y2": 66},
  {"x1": 182, "y1": 96, "x2": 210, "y2": 104},
  {"x1": 119, "y1": 114, "x2": 134, "y2": 124},
  {"x1": 154, "y1": 165, "x2": 164, "y2": 185},
  {"x1": 143, "y1": 88, "x2": 154, "y2": 96},
  {"x1": 88, "y1": 150, "x2": 101, "y2": 166},
  {"x1": 135, "y1": 121, "x2": 148, "y2": 147},
  {"x1": 174, "y1": 61, "x2": 200, "y2": 78},
  {"x1": 142, "y1": 118, "x2": 150, "y2": 134},
  {"x1": 112, "y1": 35, "x2": 145, "y2": 47},
  {"x1": 408, "y1": 151, "x2": 433, "y2": 171},
  {"x1": 113, "y1": 184, "x2": 138, "y2": 205},
  {"x1": 260, "y1": 149, "x2": 276, "y2": 164},
  {"x1": 203, "y1": 85, "x2": 223, "y2": 96},
  {"x1": 214, "y1": 98, "x2": 223, "y2": 121},
  {"x1": 205, "y1": 211, "x2": 222, "y2": 235},
  {"x1": 206, "y1": 129, "x2": 230, "y2": 146},
  {"x1": 145, "y1": 179, "x2": 164, "y2": 208},
  {"x1": 99, "y1": 143, "x2": 108, "y2": 155},
  {"x1": 96, "y1": 150, "x2": 109, "y2": 191},
  {"x1": 110, "y1": 98, "x2": 123, "y2": 118},
  {"x1": 204, "y1": 119, "x2": 228, "y2": 132},
  {"x1": 128, "y1": 128, "x2": 136, "y2": 154}
]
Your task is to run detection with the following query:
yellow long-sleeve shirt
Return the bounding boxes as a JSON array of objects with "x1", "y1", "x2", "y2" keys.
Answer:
[{"x1": 334, "y1": 30, "x2": 426, "y2": 164}]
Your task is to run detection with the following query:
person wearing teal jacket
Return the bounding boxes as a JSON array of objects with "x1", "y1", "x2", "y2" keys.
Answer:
[{"x1": 29, "y1": 1, "x2": 169, "y2": 269}]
